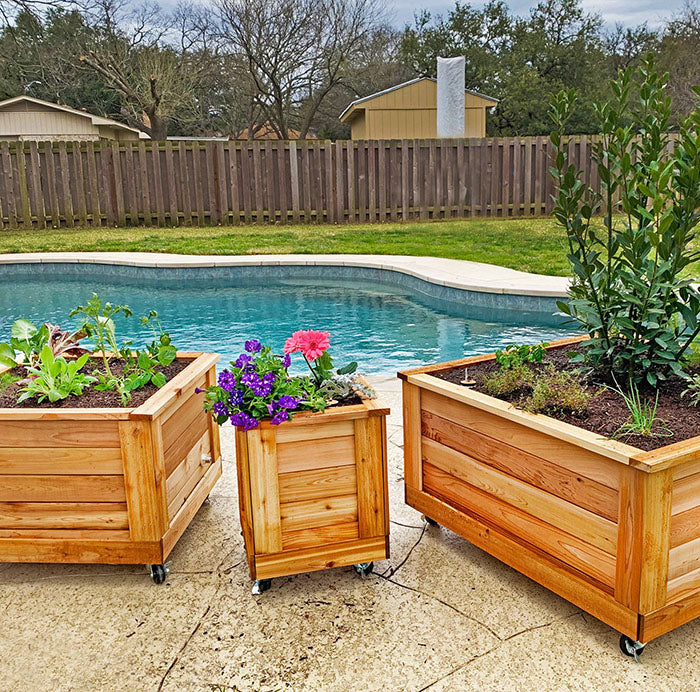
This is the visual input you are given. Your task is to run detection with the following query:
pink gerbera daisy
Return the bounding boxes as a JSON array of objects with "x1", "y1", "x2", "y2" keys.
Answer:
[{"x1": 283, "y1": 329, "x2": 330, "y2": 361}]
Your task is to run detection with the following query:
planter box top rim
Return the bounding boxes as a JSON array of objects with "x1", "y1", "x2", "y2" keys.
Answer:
[
  {"x1": 399, "y1": 336, "x2": 700, "y2": 473},
  {"x1": 0, "y1": 351, "x2": 219, "y2": 420}
]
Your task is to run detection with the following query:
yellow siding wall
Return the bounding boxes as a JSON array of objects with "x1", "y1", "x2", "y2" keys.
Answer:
[{"x1": 348, "y1": 78, "x2": 494, "y2": 139}]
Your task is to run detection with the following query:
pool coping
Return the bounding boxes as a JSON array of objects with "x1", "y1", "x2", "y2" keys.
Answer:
[{"x1": 0, "y1": 253, "x2": 570, "y2": 299}]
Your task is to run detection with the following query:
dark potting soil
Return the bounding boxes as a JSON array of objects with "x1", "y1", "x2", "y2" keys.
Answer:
[
  {"x1": 434, "y1": 344, "x2": 700, "y2": 451},
  {"x1": 0, "y1": 358, "x2": 190, "y2": 409}
]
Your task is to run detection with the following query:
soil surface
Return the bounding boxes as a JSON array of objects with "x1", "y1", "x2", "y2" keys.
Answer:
[
  {"x1": 0, "y1": 358, "x2": 190, "y2": 409},
  {"x1": 434, "y1": 344, "x2": 700, "y2": 451}
]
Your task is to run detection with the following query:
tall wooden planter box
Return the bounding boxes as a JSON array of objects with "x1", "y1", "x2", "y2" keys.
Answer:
[
  {"x1": 399, "y1": 338, "x2": 700, "y2": 649},
  {"x1": 235, "y1": 397, "x2": 390, "y2": 586},
  {"x1": 0, "y1": 352, "x2": 222, "y2": 581}
]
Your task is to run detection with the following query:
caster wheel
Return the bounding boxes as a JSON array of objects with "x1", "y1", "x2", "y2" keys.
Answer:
[
  {"x1": 423, "y1": 515, "x2": 439, "y2": 527},
  {"x1": 353, "y1": 562, "x2": 374, "y2": 577},
  {"x1": 203, "y1": 494, "x2": 211, "y2": 505},
  {"x1": 149, "y1": 563, "x2": 169, "y2": 584},
  {"x1": 252, "y1": 579, "x2": 272, "y2": 595},
  {"x1": 619, "y1": 634, "x2": 646, "y2": 662}
]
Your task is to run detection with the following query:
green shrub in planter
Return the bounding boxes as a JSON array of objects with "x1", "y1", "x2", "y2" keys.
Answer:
[{"x1": 549, "y1": 54, "x2": 700, "y2": 386}]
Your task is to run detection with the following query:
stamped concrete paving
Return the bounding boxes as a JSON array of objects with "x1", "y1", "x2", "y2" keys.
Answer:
[{"x1": 1, "y1": 378, "x2": 699, "y2": 691}]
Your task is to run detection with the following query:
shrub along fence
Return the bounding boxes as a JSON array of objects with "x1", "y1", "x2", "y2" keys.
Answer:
[{"x1": 0, "y1": 136, "x2": 675, "y2": 230}]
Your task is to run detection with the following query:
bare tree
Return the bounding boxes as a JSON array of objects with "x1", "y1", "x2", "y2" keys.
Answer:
[
  {"x1": 216, "y1": 0, "x2": 384, "y2": 139},
  {"x1": 78, "y1": 0, "x2": 216, "y2": 139}
]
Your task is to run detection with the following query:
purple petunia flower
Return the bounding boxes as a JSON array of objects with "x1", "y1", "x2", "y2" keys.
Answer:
[
  {"x1": 213, "y1": 401, "x2": 229, "y2": 418},
  {"x1": 218, "y1": 370, "x2": 237, "y2": 392},
  {"x1": 276, "y1": 395, "x2": 299, "y2": 410},
  {"x1": 231, "y1": 411, "x2": 259, "y2": 431},
  {"x1": 282, "y1": 354, "x2": 291, "y2": 368},
  {"x1": 271, "y1": 410, "x2": 290, "y2": 425},
  {"x1": 241, "y1": 371, "x2": 260, "y2": 389},
  {"x1": 266, "y1": 401, "x2": 276, "y2": 416},
  {"x1": 234, "y1": 353, "x2": 252, "y2": 368},
  {"x1": 228, "y1": 388, "x2": 244, "y2": 407},
  {"x1": 245, "y1": 339, "x2": 262, "y2": 353}
]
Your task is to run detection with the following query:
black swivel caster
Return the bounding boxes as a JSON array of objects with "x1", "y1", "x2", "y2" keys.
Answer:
[
  {"x1": 149, "y1": 563, "x2": 169, "y2": 584},
  {"x1": 353, "y1": 562, "x2": 374, "y2": 577},
  {"x1": 619, "y1": 634, "x2": 646, "y2": 662},
  {"x1": 423, "y1": 515, "x2": 439, "y2": 527},
  {"x1": 252, "y1": 579, "x2": 272, "y2": 595}
]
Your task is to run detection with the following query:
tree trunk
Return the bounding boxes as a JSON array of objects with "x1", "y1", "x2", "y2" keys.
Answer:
[{"x1": 148, "y1": 114, "x2": 168, "y2": 141}]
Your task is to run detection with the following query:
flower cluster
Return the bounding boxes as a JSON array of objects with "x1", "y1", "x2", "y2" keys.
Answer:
[{"x1": 201, "y1": 330, "x2": 365, "y2": 432}]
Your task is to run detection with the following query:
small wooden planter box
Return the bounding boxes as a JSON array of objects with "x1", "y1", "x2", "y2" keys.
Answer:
[
  {"x1": 399, "y1": 337, "x2": 700, "y2": 648},
  {"x1": 0, "y1": 352, "x2": 222, "y2": 577},
  {"x1": 235, "y1": 396, "x2": 390, "y2": 584}
]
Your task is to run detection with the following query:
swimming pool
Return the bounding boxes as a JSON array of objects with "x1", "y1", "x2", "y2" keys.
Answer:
[{"x1": 0, "y1": 264, "x2": 576, "y2": 374}]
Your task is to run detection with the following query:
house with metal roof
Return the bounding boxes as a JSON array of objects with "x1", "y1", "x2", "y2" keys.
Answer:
[{"x1": 339, "y1": 77, "x2": 498, "y2": 139}]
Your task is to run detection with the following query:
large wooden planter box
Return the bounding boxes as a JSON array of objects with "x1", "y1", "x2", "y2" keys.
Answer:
[
  {"x1": 0, "y1": 352, "x2": 222, "y2": 574},
  {"x1": 399, "y1": 337, "x2": 700, "y2": 647},
  {"x1": 235, "y1": 397, "x2": 390, "y2": 583}
]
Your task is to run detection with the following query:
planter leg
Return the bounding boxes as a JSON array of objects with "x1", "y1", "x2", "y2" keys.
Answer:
[
  {"x1": 148, "y1": 563, "x2": 170, "y2": 585},
  {"x1": 252, "y1": 579, "x2": 272, "y2": 595},
  {"x1": 619, "y1": 635, "x2": 646, "y2": 662},
  {"x1": 422, "y1": 515, "x2": 439, "y2": 527},
  {"x1": 353, "y1": 562, "x2": 374, "y2": 578}
]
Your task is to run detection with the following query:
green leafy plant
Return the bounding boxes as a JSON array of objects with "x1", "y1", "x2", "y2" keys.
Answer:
[
  {"x1": 0, "y1": 371, "x2": 20, "y2": 394},
  {"x1": 0, "y1": 319, "x2": 87, "y2": 368},
  {"x1": 70, "y1": 294, "x2": 132, "y2": 376},
  {"x1": 481, "y1": 365, "x2": 532, "y2": 397},
  {"x1": 18, "y1": 346, "x2": 95, "y2": 404},
  {"x1": 495, "y1": 342, "x2": 549, "y2": 370},
  {"x1": 522, "y1": 366, "x2": 594, "y2": 415},
  {"x1": 141, "y1": 310, "x2": 177, "y2": 368},
  {"x1": 681, "y1": 374, "x2": 700, "y2": 407},
  {"x1": 549, "y1": 55, "x2": 700, "y2": 386},
  {"x1": 610, "y1": 383, "x2": 672, "y2": 438}
]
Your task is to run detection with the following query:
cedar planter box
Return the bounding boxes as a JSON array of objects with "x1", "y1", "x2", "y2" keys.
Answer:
[
  {"x1": 235, "y1": 396, "x2": 390, "y2": 589},
  {"x1": 0, "y1": 352, "x2": 222, "y2": 582},
  {"x1": 399, "y1": 337, "x2": 700, "y2": 651}
]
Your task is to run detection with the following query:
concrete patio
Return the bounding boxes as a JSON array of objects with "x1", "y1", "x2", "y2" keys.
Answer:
[{"x1": 1, "y1": 378, "x2": 699, "y2": 691}]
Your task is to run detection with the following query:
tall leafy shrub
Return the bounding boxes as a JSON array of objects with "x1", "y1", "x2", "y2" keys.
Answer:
[{"x1": 550, "y1": 54, "x2": 700, "y2": 386}]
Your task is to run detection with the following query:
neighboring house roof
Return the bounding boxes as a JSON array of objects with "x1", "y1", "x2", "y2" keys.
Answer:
[
  {"x1": 0, "y1": 95, "x2": 149, "y2": 138},
  {"x1": 339, "y1": 76, "x2": 499, "y2": 122}
]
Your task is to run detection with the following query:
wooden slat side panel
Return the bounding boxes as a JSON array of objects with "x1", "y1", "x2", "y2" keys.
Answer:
[
  {"x1": 247, "y1": 427, "x2": 282, "y2": 554},
  {"x1": 279, "y1": 494, "x2": 357, "y2": 533},
  {"x1": 406, "y1": 485, "x2": 638, "y2": 639},
  {"x1": 275, "y1": 420, "x2": 354, "y2": 444},
  {"x1": 422, "y1": 410, "x2": 618, "y2": 521},
  {"x1": 671, "y1": 504, "x2": 700, "y2": 548},
  {"x1": 0, "y1": 528, "x2": 130, "y2": 540},
  {"x1": 0, "y1": 448, "x2": 123, "y2": 475},
  {"x1": 0, "y1": 538, "x2": 161, "y2": 564},
  {"x1": 281, "y1": 522, "x2": 359, "y2": 551},
  {"x1": 165, "y1": 431, "x2": 212, "y2": 517},
  {"x1": 235, "y1": 428, "x2": 256, "y2": 578},
  {"x1": 278, "y1": 465, "x2": 357, "y2": 504},
  {"x1": 641, "y1": 574, "x2": 700, "y2": 642},
  {"x1": 0, "y1": 502, "x2": 128, "y2": 529},
  {"x1": 423, "y1": 462, "x2": 616, "y2": 587},
  {"x1": 0, "y1": 420, "x2": 120, "y2": 448},
  {"x1": 665, "y1": 566, "x2": 700, "y2": 604},
  {"x1": 669, "y1": 536, "x2": 700, "y2": 581},
  {"x1": 160, "y1": 379, "x2": 208, "y2": 450},
  {"x1": 422, "y1": 436, "x2": 617, "y2": 554},
  {"x1": 403, "y1": 381, "x2": 422, "y2": 490},
  {"x1": 672, "y1": 472, "x2": 700, "y2": 516},
  {"x1": 355, "y1": 416, "x2": 386, "y2": 538},
  {"x1": 0, "y1": 475, "x2": 125, "y2": 502},
  {"x1": 276, "y1": 435, "x2": 355, "y2": 474},
  {"x1": 255, "y1": 536, "x2": 387, "y2": 580},
  {"x1": 119, "y1": 420, "x2": 166, "y2": 541},
  {"x1": 421, "y1": 389, "x2": 621, "y2": 489}
]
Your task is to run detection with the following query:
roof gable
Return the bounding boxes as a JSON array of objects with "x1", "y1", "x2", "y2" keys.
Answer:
[{"x1": 339, "y1": 77, "x2": 499, "y2": 122}]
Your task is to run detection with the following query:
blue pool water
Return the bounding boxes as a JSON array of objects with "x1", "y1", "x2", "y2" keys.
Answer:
[{"x1": 0, "y1": 270, "x2": 575, "y2": 374}]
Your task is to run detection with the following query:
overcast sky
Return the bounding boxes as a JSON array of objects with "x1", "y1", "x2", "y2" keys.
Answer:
[{"x1": 388, "y1": 1, "x2": 686, "y2": 29}]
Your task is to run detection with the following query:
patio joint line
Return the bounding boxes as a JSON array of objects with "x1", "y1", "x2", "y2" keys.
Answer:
[{"x1": 379, "y1": 524, "x2": 427, "y2": 578}]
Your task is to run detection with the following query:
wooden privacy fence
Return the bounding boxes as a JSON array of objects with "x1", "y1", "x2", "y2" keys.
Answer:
[{"x1": 0, "y1": 136, "x2": 612, "y2": 229}]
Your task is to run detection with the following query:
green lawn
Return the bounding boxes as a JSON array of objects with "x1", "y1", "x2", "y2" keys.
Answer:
[{"x1": 0, "y1": 217, "x2": 574, "y2": 276}]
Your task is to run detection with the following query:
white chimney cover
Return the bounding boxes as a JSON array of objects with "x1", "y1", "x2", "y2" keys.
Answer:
[{"x1": 436, "y1": 56, "x2": 465, "y2": 138}]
